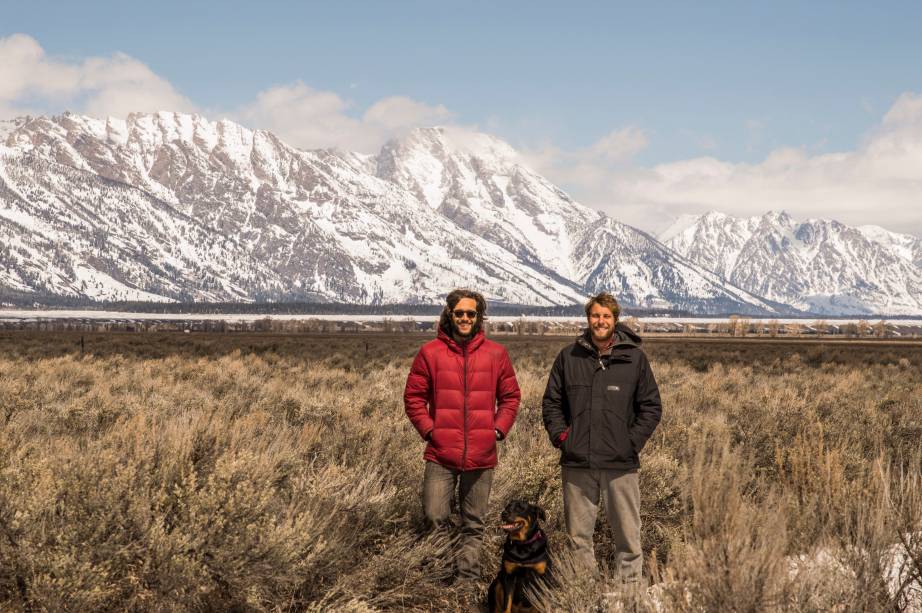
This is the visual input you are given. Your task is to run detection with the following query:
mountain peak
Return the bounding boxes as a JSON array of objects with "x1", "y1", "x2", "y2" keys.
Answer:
[
  {"x1": 396, "y1": 125, "x2": 521, "y2": 167},
  {"x1": 763, "y1": 209, "x2": 794, "y2": 225},
  {"x1": 664, "y1": 209, "x2": 922, "y2": 314}
]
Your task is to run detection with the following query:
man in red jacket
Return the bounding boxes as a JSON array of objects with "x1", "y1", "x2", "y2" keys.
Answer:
[{"x1": 404, "y1": 288, "x2": 521, "y2": 580}]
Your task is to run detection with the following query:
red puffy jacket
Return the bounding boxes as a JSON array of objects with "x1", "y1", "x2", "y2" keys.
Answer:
[{"x1": 404, "y1": 327, "x2": 521, "y2": 471}]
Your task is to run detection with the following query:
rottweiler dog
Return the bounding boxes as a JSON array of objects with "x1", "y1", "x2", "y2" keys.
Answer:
[{"x1": 487, "y1": 500, "x2": 551, "y2": 613}]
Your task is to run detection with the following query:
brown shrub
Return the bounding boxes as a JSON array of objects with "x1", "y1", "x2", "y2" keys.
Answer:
[{"x1": 0, "y1": 331, "x2": 920, "y2": 610}]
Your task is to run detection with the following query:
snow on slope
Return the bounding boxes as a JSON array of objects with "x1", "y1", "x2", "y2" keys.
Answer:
[
  {"x1": 6, "y1": 110, "x2": 905, "y2": 313},
  {"x1": 575, "y1": 218, "x2": 785, "y2": 313},
  {"x1": 858, "y1": 224, "x2": 922, "y2": 268},
  {"x1": 375, "y1": 127, "x2": 784, "y2": 313},
  {"x1": 375, "y1": 126, "x2": 598, "y2": 282},
  {"x1": 663, "y1": 211, "x2": 922, "y2": 314},
  {"x1": 1, "y1": 113, "x2": 587, "y2": 306}
]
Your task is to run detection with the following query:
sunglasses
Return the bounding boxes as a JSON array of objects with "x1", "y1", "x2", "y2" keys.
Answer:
[{"x1": 452, "y1": 309, "x2": 478, "y2": 319}]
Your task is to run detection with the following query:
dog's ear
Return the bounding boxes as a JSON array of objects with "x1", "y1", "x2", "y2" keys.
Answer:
[{"x1": 533, "y1": 504, "x2": 546, "y2": 521}]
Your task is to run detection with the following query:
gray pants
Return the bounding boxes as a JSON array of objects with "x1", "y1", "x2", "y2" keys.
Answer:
[
  {"x1": 423, "y1": 460, "x2": 494, "y2": 579},
  {"x1": 562, "y1": 466, "x2": 642, "y2": 580}
]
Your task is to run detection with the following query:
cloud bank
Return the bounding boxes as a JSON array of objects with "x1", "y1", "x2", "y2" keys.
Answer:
[
  {"x1": 235, "y1": 83, "x2": 451, "y2": 152},
  {"x1": 529, "y1": 97, "x2": 922, "y2": 238},
  {"x1": 0, "y1": 33, "x2": 195, "y2": 119},
  {"x1": 0, "y1": 34, "x2": 451, "y2": 153}
]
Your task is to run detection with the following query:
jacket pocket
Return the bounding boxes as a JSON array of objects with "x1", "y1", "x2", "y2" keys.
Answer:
[
  {"x1": 565, "y1": 384, "x2": 591, "y2": 417},
  {"x1": 561, "y1": 430, "x2": 588, "y2": 465},
  {"x1": 602, "y1": 377, "x2": 634, "y2": 424},
  {"x1": 562, "y1": 385, "x2": 591, "y2": 464},
  {"x1": 599, "y1": 400, "x2": 635, "y2": 464}
]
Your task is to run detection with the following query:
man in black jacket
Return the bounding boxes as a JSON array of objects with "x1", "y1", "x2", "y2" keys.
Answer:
[{"x1": 542, "y1": 292, "x2": 662, "y2": 581}]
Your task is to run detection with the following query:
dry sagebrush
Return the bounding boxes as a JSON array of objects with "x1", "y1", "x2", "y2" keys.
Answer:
[{"x1": 0, "y1": 332, "x2": 920, "y2": 611}]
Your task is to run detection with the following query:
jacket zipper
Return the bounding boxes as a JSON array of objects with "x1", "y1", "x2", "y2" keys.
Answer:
[
  {"x1": 461, "y1": 344, "x2": 469, "y2": 469},
  {"x1": 592, "y1": 348, "x2": 605, "y2": 464}
]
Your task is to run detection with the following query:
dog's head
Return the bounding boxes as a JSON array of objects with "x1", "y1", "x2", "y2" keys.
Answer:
[{"x1": 500, "y1": 500, "x2": 546, "y2": 542}]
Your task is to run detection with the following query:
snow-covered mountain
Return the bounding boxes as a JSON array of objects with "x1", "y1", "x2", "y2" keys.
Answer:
[
  {"x1": 574, "y1": 218, "x2": 792, "y2": 313},
  {"x1": 371, "y1": 126, "x2": 782, "y2": 312},
  {"x1": 0, "y1": 110, "x2": 878, "y2": 314},
  {"x1": 376, "y1": 126, "x2": 590, "y2": 281},
  {"x1": 661, "y1": 211, "x2": 922, "y2": 315},
  {"x1": 857, "y1": 224, "x2": 922, "y2": 270},
  {"x1": 0, "y1": 113, "x2": 587, "y2": 306}
]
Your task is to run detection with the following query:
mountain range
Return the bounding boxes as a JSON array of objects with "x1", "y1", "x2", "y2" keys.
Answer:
[
  {"x1": 660, "y1": 211, "x2": 922, "y2": 315},
  {"x1": 0, "y1": 111, "x2": 918, "y2": 315}
]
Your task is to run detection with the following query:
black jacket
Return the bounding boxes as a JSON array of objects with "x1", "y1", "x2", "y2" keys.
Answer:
[{"x1": 541, "y1": 324, "x2": 662, "y2": 470}]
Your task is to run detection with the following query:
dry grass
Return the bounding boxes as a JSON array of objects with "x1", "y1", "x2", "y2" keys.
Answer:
[{"x1": 0, "y1": 331, "x2": 920, "y2": 611}]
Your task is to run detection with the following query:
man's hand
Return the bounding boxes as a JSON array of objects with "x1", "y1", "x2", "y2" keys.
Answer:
[{"x1": 553, "y1": 427, "x2": 570, "y2": 448}]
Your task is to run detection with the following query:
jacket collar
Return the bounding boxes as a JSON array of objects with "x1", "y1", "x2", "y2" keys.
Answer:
[{"x1": 437, "y1": 326, "x2": 485, "y2": 354}]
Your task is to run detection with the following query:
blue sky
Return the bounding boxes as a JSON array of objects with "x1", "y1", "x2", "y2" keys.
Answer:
[{"x1": 3, "y1": 1, "x2": 922, "y2": 235}]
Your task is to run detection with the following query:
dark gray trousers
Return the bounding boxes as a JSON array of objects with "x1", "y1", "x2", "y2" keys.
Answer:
[{"x1": 422, "y1": 460, "x2": 493, "y2": 578}]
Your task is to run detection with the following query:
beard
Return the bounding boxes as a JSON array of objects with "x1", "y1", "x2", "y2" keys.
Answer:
[
  {"x1": 451, "y1": 316, "x2": 481, "y2": 340},
  {"x1": 591, "y1": 324, "x2": 614, "y2": 343},
  {"x1": 452, "y1": 321, "x2": 474, "y2": 339}
]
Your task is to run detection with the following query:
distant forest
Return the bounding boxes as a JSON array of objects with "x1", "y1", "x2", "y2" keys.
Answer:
[
  {"x1": 1, "y1": 291, "x2": 701, "y2": 318},
  {"x1": 4, "y1": 291, "x2": 921, "y2": 320}
]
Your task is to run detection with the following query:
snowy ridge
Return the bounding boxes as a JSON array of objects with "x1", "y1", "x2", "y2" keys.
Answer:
[
  {"x1": 1, "y1": 110, "x2": 897, "y2": 313},
  {"x1": 373, "y1": 126, "x2": 781, "y2": 313},
  {"x1": 574, "y1": 218, "x2": 784, "y2": 312},
  {"x1": 375, "y1": 126, "x2": 599, "y2": 281},
  {"x1": 663, "y1": 211, "x2": 922, "y2": 315},
  {"x1": 1, "y1": 113, "x2": 590, "y2": 306},
  {"x1": 857, "y1": 225, "x2": 922, "y2": 268}
]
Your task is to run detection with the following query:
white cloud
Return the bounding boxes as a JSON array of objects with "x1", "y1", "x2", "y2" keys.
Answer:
[
  {"x1": 0, "y1": 34, "x2": 456, "y2": 154},
  {"x1": 78, "y1": 53, "x2": 195, "y2": 117},
  {"x1": 0, "y1": 34, "x2": 77, "y2": 101},
  {"x1": 235, "y1": 84, "x2": 452, "y2": 152},
  {"x1": 522, "y1": 127, "x2": 649, "y2": 195},
  {"x1": 0, "y1": 33, "x2": 195, "y2": 118},
  {"x1": 586, "y1": 127, "x2": 648, "y2": 163},
  {"x1": 363, "y1": 96, "x2": 451, "y2": 132},
  {"x1": 531, "y1": 95, "x2": 922, "y2": 238},
  {"x1": 234, "y1": 82, "x2": 370, "y2": 150}
]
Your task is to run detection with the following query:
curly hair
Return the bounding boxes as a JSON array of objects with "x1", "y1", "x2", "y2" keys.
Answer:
[
  {"x1": 439, "y1": 288, "x2": 487, "y2": 336},
  {"x1": 584, "y1": 292, "x2": 621, "y2": 320}
]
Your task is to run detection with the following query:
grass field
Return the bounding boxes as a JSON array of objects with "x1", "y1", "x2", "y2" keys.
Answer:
[{"x1": 0, "y1": 331, "x2": 920, "y2": 611}]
